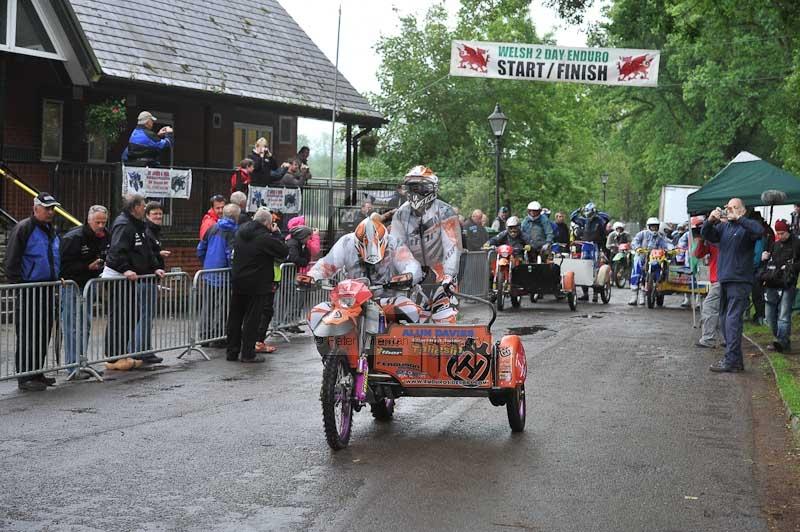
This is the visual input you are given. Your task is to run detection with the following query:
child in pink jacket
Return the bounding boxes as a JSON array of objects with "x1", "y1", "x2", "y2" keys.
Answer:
[{"x1": 286, "y1": 215, "x2": 320, "y2": 273}]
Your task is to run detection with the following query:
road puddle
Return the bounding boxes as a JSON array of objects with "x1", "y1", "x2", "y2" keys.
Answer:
[
  {"x1": 507, "y1": 326, "x2": 551, "y2": 335},
  {"x1": 571, "y1": 314, "x2": 604, "y2": 319}
]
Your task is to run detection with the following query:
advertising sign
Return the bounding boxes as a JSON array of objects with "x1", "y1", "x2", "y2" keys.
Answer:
[
  {"x1": 246, "y1": 186, "x2": 302, "y2": 214},
  {"x1": 122, "y1": 167, "x2": 192, "y2": 199}
]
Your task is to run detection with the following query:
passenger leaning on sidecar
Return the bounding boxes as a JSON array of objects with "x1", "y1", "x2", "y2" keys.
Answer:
[
  {"x1": 628, "y1": 217, "x2": 673, "y2": 306},
  {"x1": 305, "y1": 215, "x2": 425, "y2": 329},
  {"x1": 485, "y1": 216, "x2": 532, "y2": 257}
]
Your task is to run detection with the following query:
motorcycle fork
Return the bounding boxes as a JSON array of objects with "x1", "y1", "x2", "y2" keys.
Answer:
[{"x1": 353, "y1": 315, "x2": 369, "y2": 404}]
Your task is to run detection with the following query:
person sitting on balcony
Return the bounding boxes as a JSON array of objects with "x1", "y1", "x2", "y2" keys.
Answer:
[{"x1": 122, "y1": 111, "x2": 173, "y2": 167}]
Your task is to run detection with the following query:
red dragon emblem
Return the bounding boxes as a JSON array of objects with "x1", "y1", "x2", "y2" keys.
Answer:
[
  {"x1": 617, "y1": 54, "x2": 653, "y2": 81},
  {"x1": 458, "y1": 44, "x2": 489, "y2": 73}
]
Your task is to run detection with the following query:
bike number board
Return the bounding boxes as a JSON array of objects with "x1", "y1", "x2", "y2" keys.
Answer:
[{"x1": 374, "y1": 325, "x2": 494, "y2": 389}]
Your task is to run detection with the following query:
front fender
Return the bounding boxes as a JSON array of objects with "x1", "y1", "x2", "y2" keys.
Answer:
[{"x1": 498, "y1": 335, "x2": 527, "y2": 388}]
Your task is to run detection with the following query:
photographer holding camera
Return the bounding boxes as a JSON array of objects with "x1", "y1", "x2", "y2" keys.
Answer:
[
  {"x1": 250, "y1": 137, "x2": 280, "y2": 186},
  {"x1": 701, "y1": 198, "x2": 764, "y2": 372},
  {"x1": 122, "y1": 111, "x2": 173, "y2": 167},
  {"x1": 760, "y1": 219, "x2": 800, "y2": 352}
]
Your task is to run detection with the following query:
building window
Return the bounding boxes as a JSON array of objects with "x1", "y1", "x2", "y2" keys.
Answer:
[
  {"x1": 279, "y1": 116, "x2": 293, "y2": 145},
  {"x1": 0, "y1": 0, "x2": 7, "y2": 45},
  {"x1": 41, "y1": 99, "x2": 62, "y2": 161},
  {"x1": 0, "y1": 0, "x2": 61, "y2": 59},
  {"x1": 233, "y1": 122, "x2": 272, "y2": 167},
  {"x1": 87, "y1": 136, "x2": 107, "y2": 163}
]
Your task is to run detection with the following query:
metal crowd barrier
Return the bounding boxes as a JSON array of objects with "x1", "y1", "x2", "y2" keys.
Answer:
[
  {"x1": 0, "y1": 280, "x2": 79, "y2": 382},
  {"x1": 185, "y1": 268, "x2": 231, "y2": 359},
  {"x1": 81, "y1": 272, "x2": 201, "y2": 377},
  {"x1": 458, "y1": 250, "x2": 491, "y2": 298}
]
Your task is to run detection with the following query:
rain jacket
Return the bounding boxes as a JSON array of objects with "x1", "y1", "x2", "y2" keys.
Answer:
[
  {"x1": 5, "y1": 217, "x2": 60, "y2": 283},
  {"x1": 521, "y1": 213, "x2": 554, "y2": 249},
  {"x1": 199, "y1": 208, "x2": 219, "y2": 240},
  {"x1": 308, "y1": 233, "x2": 423, "y2": 289},
  {"x1": 105, "y1": 211, "x2": 160, "y2": 275},
  {"x1": 230, "y1": 221, "x2": 287, "y2": 295},
  {"x1": 631, "y1": 229, "x2": 673, "y2": 251},
  {"x1": 123, "y1": 126, "x2": 173, "y2": 167},
  {"x1": 390, "y1": 199, "x2": 463, "y2": 281},
  {"x1": 60, "y1": 224, "x2": 109, "y2": 288},
  {"x1": 487, "y1": 230, "x2": 532, "y2": 254},
  {"x1": 197, "y1": 218, "x2": 237, "y2": 269},
  {"x1": 286, "y1": 215, "x2": 320, "y2": 274},
  {"x1": 701, "y1": 218, "x2": 763, "y2": 284}
]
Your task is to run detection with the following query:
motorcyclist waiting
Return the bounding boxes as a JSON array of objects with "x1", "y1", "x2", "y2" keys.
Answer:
[
  {"x1": 606, "y1": 222, "x2": 630, "y2": 256},
  {"x1": 491, "y1": 206, "x2": 510, "y2": 232},
  {"x1": 553, "y1": 211, "x2": 570, "y2": 244},
  {"x1": 628, "y1": 217, "x2": 673, "y2": 306},
  {"x1": 571, "y1": 202, "x2": 609, "y2": 301},
  {"x1": 521, "y1": 201, "x2": 553, "y2": 259},
  {"x1": 305, "y1": 215, "x2": 425, "y2": 330},
  {"x1": 486, "y1": 216, "x2": 532, "y2": 256},
  {"x1": 388, "y1": 165, "x2": 462, "y2": 323}
]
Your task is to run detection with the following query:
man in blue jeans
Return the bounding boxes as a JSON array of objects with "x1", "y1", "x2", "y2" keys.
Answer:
[
  {"x1": 60, "y1": 205, "x2": 110, "y2": 379},
  {"x1": 701, "y1": 198, "x2": 764, "y2": 372},
  {"x1": 762, "y1": 219, "x2": 800, "y2": 352}
]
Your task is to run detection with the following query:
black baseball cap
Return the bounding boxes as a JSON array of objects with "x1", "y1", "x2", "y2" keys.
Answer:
[{"x1": 34, "y1": 192, "x2": 60, "y2": 208}]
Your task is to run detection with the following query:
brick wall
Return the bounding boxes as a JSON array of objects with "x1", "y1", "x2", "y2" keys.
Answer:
[{"x1": 161, "y1": 240, "x2": 202, "y2": 276}]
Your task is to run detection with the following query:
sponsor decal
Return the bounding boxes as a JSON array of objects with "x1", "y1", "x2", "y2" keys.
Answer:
[
  {"x1": 378, "y1": 348, "x2": 403, "y2": 356},
  {"x1": 335, "y1": 336, "x2": 355, "y2": 346},
  {"x1": 376, "y1": 336, "x2": 408, "y2": 347},
  {"x1": 445, "y1": 340, "x2": 492, "y2": 388},
  {"x1": 402, "y1": 328, "x2": 476, "y2": 338},
  {"x1": 499, "y1": 346, "x2": 512, "y2": 358},
  {"x1": 403, "y1": 378, "x2": 489, "y2": 386}
]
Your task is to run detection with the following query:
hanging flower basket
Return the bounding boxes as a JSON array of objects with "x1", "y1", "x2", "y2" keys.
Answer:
[{"x1": 86, "y1": 98, "x2": 127, "y2": 145}]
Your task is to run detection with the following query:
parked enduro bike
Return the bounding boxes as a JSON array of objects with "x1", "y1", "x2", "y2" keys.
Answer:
[
  {"x1": 641, "y1": 247, "x2": 680, "y2": 308},
  {"x1": 611, "y1": 242, "x2": 633, "y2": 288},
  {"x1": 297, "y1": 274, "x2": 528, "y2": 450}
]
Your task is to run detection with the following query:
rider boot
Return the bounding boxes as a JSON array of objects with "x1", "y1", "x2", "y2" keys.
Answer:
[
  {"x1": 628, "y1": 288, "x2": 638, "y2": 306},
  {"x1": 637, "y1": 290, "x2": 646, "y2": 306},
  {"x1": 592, "y1": 290, "x2": 598, "y2": 303},
  {"x1": 579, "y1": 287, "x2": 590, "y2": 301}
]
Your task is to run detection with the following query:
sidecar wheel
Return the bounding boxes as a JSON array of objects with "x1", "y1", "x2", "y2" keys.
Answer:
[
  {"x1": 506, "y1": 384, "x2": 526, "y2": 432},
  {"x1": 600, "y1": 282, "x2": 612, "y2": 304},
  {"x1": 321, "y1": 354, "x2": 354, "y2": 450},
  {"x1": 371, "y1": 397, "x2": 395, "y2": 421}
]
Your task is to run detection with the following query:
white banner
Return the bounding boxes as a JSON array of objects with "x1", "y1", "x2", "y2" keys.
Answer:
[
  {"x1": 122, "y1": 166, "x2": 192, "y2": 199},
  {"x1": 450, "y1": 40, "x2": 660, "y2": 87},
  {"x1": 247, "y1": 186, "x2": 302, "y2": 214}
]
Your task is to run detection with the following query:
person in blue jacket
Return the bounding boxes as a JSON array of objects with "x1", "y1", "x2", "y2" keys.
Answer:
[
  {"x1": 197, "y1": 203, "x2": 240, "y2": 344},
  {"x1": 122, "y1": 111, "x2": 173, "y2": 167},
  {"x1": 701, "y1": 198, "x2": 764, "y2": 373},
  {"x1": 4, "y1": 192, "x2": 61, "y2": 391}
]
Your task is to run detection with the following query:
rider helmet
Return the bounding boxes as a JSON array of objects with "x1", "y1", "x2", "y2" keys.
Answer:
[
  {"x1": 646, "y1": 216, "x2": 661, "y2": 233},
  {"x1": 527, "y1": 201, "x2": 541, "y2": 211},
  {"x1": 354, "y1": 214, "x2": 388, "y2": 265},
  {"x1": 583, "y1": 202, "x2": 597, "y2": 218},
  {"x1": 541, "y1": 208, "x2": 551, "y2": 216},
  {"x1": 613, "y1": 221, "x2": 625, "y2": 231},
  {"x1": 403, "y1": 165, "x2": 439, "y2": 212},
  {"x1": 506, "y1": 216, "x2": 521, "y2": 235}
]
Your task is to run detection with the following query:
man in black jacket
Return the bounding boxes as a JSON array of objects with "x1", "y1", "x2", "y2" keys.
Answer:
[
  {"x1": 60, "y1": 204, "x2": 110, "y2": 379},
  {"x1": 102, "y1": 194, "x2": 164, "y2": 367},
  {"x1": 462, "y1": 209, "x2": 489, "y2": 251},
  {"x1": 5, "y1": 192, "x2": 61, "y2": 391},
  {"x1": 226, "y1": 208, "x2": 288, "y2": 362},
  {"x1": 762, "y1": 219, "x2": 800, "y2": 352}
]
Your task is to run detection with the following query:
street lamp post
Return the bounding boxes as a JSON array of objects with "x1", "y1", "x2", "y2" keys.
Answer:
[
  {"x1": 488, "y1": 103, "x2": 508, "y2": 216},
  {"x1": 600, "y1": 171, "x2": 609, "y2": 211}
]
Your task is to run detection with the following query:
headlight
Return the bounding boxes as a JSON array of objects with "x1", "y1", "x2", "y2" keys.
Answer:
[{"x1": 339, "y1": 296, "x2": 356, "y2": 308}]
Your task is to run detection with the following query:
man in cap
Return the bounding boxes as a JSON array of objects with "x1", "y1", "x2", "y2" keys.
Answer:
[
  {"x1": 4, "y1": 193, "x2": 62, "y2": 391},
  {"x1": 122, "y1": 111, "x2": 174, "y2": 167}
]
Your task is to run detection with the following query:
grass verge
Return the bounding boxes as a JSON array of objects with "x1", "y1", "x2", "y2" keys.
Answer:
[{"x1": 744, "y1": 315, "x2": 800, "y2": 426}]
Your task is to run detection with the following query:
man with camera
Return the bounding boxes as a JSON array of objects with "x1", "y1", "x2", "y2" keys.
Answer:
[
  {"x1": 122, "y1": 111, "x2": 173, "y2": 167},
  {"x1": 760, "y1": 219, "x2": 800, "y2": 352},
  {"x1": 701, "y1": 198, "x2": 764, "y2": 372}
]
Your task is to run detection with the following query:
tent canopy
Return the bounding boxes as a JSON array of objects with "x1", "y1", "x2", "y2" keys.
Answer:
[{"x1": 686, "y1": 152, "x2": 800, "y2": 213}]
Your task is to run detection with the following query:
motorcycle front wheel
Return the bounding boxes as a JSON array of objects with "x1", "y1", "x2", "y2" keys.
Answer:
[
  {"x1": 321, "y1": 354, "x2": 354, "y2": 450},
  {"x1": 612, "y1": 262, "x2": 627, "y2": 288}
]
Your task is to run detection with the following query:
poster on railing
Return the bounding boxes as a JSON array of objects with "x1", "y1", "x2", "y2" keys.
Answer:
[
  {"x1": 246, "y1": 186, "x2": 302, "y2": 214},
  {"x1": 121, "y1": 166, "x2": 192, "y2": 199},
  {"x1": 450, "y1": 40, "x2": 660, "y2": 87}
]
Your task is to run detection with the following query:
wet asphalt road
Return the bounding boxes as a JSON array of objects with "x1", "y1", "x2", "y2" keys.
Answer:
[{"x1": 0, "y1": 293, "x2": 767, "y2": 532}]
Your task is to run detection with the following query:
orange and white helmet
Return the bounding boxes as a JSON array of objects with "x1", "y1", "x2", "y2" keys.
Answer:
[
  {"x1": 403, "y1": 165, "x2": 439, "y2": 211},
  {"x1": 354, "y1": 214, "x2": 388, "y2": 265}
]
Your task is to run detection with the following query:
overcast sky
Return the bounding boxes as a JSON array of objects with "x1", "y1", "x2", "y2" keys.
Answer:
[{"x1": 281, "y1": 0, "x2": 604, "y2": 138}]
